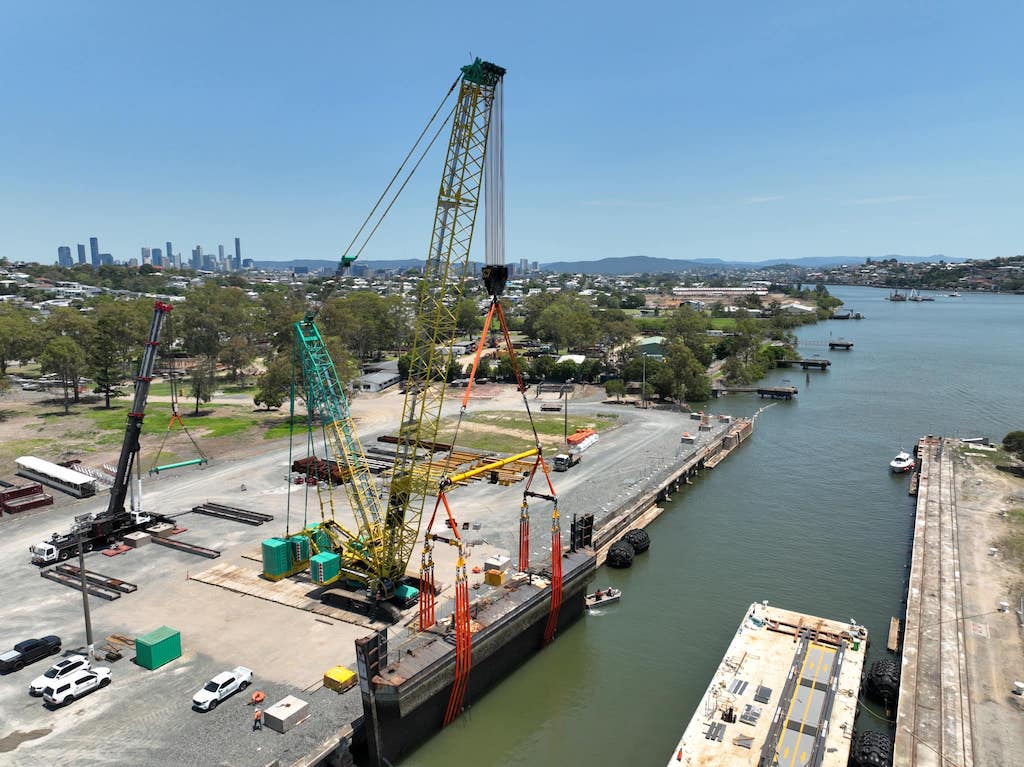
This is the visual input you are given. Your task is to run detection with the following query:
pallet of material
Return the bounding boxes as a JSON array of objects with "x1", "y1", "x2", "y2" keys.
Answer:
[
  {"x1": 0, "y1": 482, "x2": 45, "y2": 502},
  {"x1": 2, "y1": 492, "x2": 54, "y2": 513},
  {"x1": 377, "y1": 435, "x2": 453, "y2": 452}
]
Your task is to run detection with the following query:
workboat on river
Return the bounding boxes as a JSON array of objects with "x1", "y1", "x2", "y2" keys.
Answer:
[
  {"x1": 890, "y1": 450, "x2": 915, "y2": 473},
  {"x1": 585, "y1": 587, "x2": 621, "y2": 609}
]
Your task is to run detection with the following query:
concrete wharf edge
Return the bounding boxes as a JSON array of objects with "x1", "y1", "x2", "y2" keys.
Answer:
[
  {"x1": 894, "y1": 436, "x2": 975, "y2": 767},
  {"x1": 354, "y1": 416, "x2": 754, "y2": 766}
]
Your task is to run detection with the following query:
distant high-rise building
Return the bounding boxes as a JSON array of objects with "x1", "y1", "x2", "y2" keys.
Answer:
[
  {"x1": 191, "y1": 246, "x2": 202, "y2": 270},
  {"x1": 234, "y1": 238, "x2": 241, "y2": 270},
  {"x1": 57, "y1": 246, "x2": 73, "y2": 267},
  {"x1": 242, "y1": 258, "x2": 254, "y2": 269},
  {"x1": 99, "y1": 253, "x2": 113, "y2": 265},
  {"x1": 218, "y1": 244, "x2": 225, "y2": 267},
  {"x1": 166, "y1": 241, "x2": 173, "y2": 265},
  {"x1": 89, "y1": 237, "x2": 100, "y2": 268},
  {"x1": 77, "y1": 243, "x2": 87, "y2": 264},
  {"x1": 519, "y1": 258, "x2": 529, "y2": 274},
  {"x1": 152, "y1": 248, "x2": 163, "y2": 266},
  {"x1": 141, "y1": 247, "x2": 152, "y2": 265}
]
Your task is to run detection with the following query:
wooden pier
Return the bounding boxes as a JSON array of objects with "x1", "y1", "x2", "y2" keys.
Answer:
[
  {"x1": 895, "y1": 436, "x2": 974, "y2": 767},
  {"x1": 828, "y1": 340, "x2": 854, "y2": 350},
  {"x1": 711, "y1": 386, "x2": 797, "y2": 400},
  {"x1": 777, "y1": 358, "x2": 831, "y2": 369}
]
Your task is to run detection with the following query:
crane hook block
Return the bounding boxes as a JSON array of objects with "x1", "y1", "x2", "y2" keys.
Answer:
[{"x1": 482, "y1": 265, "x2": 508, "y2": 298}]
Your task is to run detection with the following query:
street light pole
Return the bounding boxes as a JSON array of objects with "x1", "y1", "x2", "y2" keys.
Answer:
[{"x1": 74, "y1": 518, "x2": 94, "y2": 657}]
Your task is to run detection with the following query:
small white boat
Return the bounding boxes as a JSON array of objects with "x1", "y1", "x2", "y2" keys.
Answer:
[
  {"x1": 890, "y1": 450, "x2": 914, "y2": 473},
  {"x1": 585, "y1": 587, "x2": 622, "y2": 609},
  {"x1": 948, "y1": 292, "x2": 961, "y2": 298}
]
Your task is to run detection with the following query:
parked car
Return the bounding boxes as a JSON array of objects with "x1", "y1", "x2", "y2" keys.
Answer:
[
  {"x1": 0, "y1": 636, "x2": 61, "y2": 673},
  {"x1": 42, "y1": 667, "x2": 111, "y2": 707},
  {"x1": 29, "y1": 654, "x2": 91, "y2": 696},
  {"x1": 192, "y1": 666, "x2": 253, "y2": 711}
]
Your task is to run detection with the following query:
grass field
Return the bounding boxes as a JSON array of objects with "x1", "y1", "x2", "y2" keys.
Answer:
[{"x1": 464, "y1": 411, "x2": 617, "y2": 437}]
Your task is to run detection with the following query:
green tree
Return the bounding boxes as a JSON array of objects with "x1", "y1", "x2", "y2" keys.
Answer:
[
  {"x1": 90, "y1": 298, "x2": 148, "y2": 408},
  {"x1": 534, "y1": 296, "x2": 599, "y2": 351},
  {"x1": 219, "y1": 336, "x2": 257, "y2": 381},
  {"x1": 604, "y1": 379, "x2": 626, "y2": 401},
  {"x1": 1003, "y1": 431, "x2": 1024, "y2": 459},
  {"x1": 43, "y1": 307, "x2": 95, "y2": 402},
  {"x1": 40, "y1": 336, "x2": 86, "y2": 414},
  {"x1": 0, "y1": 307, "x2": 35, "y2": 375},
  {"x1": 455, "y1": 298, "x2": 482, "y2": 337},
  {"x1": 190, "y1": 358, "x2": 218, "y2": 414},
  {"x1": 253, "y1": 354, "x2": 292, "y2": 410}
]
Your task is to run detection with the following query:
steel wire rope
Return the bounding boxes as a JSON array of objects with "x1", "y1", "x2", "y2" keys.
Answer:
[
  {"x1": 285, "y1": 343, "x2": 298, "y2": 537},
  {"x1": 313, "y1": 78, "x2": 460, "y2": 318},
  {"x1": 340, "y1": 75, "x2": 461, "y2": 266},
  {"x1": 349, "y1": 103, "x2": 457, "y2": 265}
]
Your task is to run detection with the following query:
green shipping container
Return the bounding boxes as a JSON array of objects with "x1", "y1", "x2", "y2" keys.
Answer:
[
  {"x1": 135, "y1": 626, "x2": 182, "y2": 670},
  {"x1": 310, "y1": 551, "x2": 341, "y2": 585},
  {"x1": 289, "y1": 535, "x2": 310, "y2": 564},
  {"x1": 262, "y1": 538, "x2": 290, "y2": 577}
]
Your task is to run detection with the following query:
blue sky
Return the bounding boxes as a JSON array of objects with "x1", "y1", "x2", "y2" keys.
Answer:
[{"x1": 1, "y1": 1, "x2": 1020, "y2": 265}]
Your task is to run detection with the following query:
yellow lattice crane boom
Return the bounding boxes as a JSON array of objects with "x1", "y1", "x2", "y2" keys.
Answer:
[{"x1": 382, "y1": 59, "x2": 506, "y2": 585}]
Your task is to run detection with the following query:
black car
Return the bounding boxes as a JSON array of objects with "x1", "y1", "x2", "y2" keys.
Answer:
[{"x1": 0, "y1": 636, "x2": 62, "y2": 673}]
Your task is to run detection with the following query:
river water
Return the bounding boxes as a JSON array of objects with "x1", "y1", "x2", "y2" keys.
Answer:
[{"x1": 403, "y1": 286, "x2": 1024, "y2": 767}]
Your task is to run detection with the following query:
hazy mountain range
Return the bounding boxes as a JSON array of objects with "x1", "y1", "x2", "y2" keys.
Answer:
[{"x1": 257, "y1": 254, "x2": 959, "y2": 275}]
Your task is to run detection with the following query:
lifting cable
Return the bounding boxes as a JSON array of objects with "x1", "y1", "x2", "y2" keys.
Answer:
[
  {"x1": 312, "y1": 75, "x2": 461, "y2": 319},
  {"x1": 149, "y1": 312, "x2": 209, "y2": 472}
]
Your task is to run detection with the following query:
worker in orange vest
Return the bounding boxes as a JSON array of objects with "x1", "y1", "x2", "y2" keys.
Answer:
[{"x1": 252, "y1": 707, "x2": 263, "y2": 731}]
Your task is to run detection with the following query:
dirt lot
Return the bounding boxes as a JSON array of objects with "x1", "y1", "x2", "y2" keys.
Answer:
[{"x1": 953, "y1": 444, "x2": 1024, "y2": 767}]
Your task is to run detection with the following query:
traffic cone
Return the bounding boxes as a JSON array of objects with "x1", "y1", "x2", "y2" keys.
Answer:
[{"x1": 676, "y1": 748, "x2": 682, "y2": 761}]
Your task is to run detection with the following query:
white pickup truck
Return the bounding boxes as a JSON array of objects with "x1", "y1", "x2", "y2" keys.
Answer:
[{"x1": 192, "y1": 666, "x2": 253, "y2": 711}]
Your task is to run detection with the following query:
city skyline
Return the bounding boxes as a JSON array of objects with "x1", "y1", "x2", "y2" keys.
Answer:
[{"x1": 2, "y1": 2, "x2": 1022, "y2": 265}]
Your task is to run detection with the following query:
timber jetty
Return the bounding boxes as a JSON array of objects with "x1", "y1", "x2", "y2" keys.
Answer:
[{"x1": 711, "y1": 386, "x2": 797, "y2": 400}]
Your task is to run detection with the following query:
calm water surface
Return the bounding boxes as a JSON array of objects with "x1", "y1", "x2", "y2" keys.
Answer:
[{"x1": 403, "y1": 286, "x2": 1024, "y2": 767}]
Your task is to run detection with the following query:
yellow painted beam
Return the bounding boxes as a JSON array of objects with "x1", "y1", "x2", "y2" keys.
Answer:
[{"x1": 447, "y1": 448, "x2": 538, "y2": 485}]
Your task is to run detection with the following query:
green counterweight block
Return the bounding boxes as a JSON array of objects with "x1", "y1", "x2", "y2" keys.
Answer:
[{"x1": 310, "y1": 552, "x2": 341, "y2": 585}]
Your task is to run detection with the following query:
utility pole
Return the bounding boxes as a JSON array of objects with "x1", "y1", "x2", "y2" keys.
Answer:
[
  {"x1": 563, "y1": 381, "x2": 569, "y2": 444},
  {"x1": 73, "y1": 515, "x2": 94, "y2": 656},
  {"x1": 641, "y1": 353, "x2": 647, "y2": 409}
]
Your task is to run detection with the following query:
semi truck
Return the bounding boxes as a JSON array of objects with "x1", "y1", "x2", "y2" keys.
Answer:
[
  {"x1": 553, "y1": 453, "x2": 581, "y2": 472},
  {"x1": 29, "y1": 302, "x2": 175, "y2": 565}
]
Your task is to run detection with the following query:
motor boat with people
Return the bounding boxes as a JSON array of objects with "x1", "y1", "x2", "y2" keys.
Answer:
[{"x1": 585, "y1": 587, "x2": 622, "y2": 609}]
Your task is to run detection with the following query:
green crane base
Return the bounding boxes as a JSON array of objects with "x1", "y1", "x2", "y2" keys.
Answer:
[{"x1": 149, "y1": 458, "x2": 208, "y2": 475}]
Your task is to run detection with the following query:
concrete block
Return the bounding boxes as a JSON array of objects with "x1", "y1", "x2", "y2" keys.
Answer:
[
  {"x1": 124, "y1": 531, "x2": 152, "y2": 548},
  {"x1": 263, "y1": 695, "x2": 309, "y2": 733},
  {"x1": 482, "y1": 554, "x2": 510, "y2": 573},
  {"x1": 484, "y1": 569, "x2": 506, "y2": 587},
  {"x1": 146, "y1": 522, "x2": 175, "y2": 538}
]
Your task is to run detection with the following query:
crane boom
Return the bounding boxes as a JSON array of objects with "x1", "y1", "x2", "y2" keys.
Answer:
[
  {"x1": 294, "y1": 316, "x2": 384, "y2": 565},
  {"x1": 382, "y1": 59, "x2": 505, "y2": 584},
  {"x1": 105, "y1": 301, "x2": 173, "y2": 519}
]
